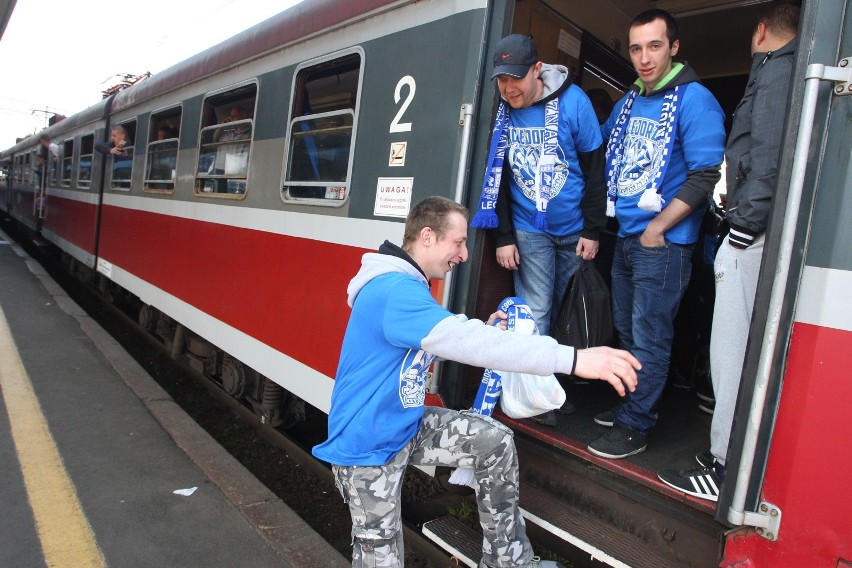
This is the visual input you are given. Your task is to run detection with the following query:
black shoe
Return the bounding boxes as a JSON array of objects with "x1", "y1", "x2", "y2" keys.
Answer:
[
  {"x1": 658, "y1": 466, "x2": 722, "y2": 501},
  {"x1": 695, "y1": 450, "x2": 716, "y2": 469},
  {"x1": 556, "y1": 401, "x2": 576, "y2": 415},
  {"x1": 593, "y1": 406, "x2": 618, "y2": 427},
  {"x1": 530, "y1": 410, "x2": 558, "y2": 427},
  {"x1": 696, "y1": 374, "x2": 715, "y2": 403},
  {"x1": 587, "y1": 422, "x2": 647, "y2": 459}
]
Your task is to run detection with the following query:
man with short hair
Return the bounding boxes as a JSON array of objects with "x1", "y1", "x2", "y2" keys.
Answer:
[
  {"x1": 658, "y1": 2, "x2": 800, "y2": 501},
  {"x1": 472, "y1": 34, "x2": 606, "y2": 338},
  {"x1": 313, "y1": 196, "x2": 641, "y2": 567},
  {"x1": 589, "y1": 9, "x2": 726, "y2": 459}
]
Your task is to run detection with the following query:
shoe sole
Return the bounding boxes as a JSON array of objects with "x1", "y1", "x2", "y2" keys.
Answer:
[
  {"x1": 587, "y1": 443, "x2": 647, "y2": 459},
  {"x1": 593, "y1": 416, "x2": 614, "y2": 427},
  {"x1": 695, "y1": 451, "x2": 715, "y2": 469},
  {"x1": 696, "y1": 391, "x2": 715, "y2": 403},
  {"x1": 697, "y1": 403, "x2": 715, "y2": 415}
]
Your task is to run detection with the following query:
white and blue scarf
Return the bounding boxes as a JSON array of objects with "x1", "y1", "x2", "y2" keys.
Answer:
[
  {"x1": 471, "y1": 99, "x2": 559, "y2": 231},
  {"x1": 605, "y1": 85, "x2": 683, "y2": 216},
  {"x1": 448, "y1": 297, "x2": 538, "y2": 488}
]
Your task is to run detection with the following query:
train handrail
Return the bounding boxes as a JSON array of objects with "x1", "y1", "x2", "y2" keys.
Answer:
[{"x1": 728, "y1": 60, "x2": 852, "y2": 533}]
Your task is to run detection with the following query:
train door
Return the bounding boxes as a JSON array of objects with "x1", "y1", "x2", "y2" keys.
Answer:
[{"x1": 717, "y1": 0, "x2": 852, "y2": 563}]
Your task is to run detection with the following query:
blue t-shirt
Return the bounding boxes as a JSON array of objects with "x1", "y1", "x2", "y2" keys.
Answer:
[
  {"x1": 602, "y1": 84, "x2": 725, "y2": 244},
  {"x1": 507, "y1": 84, "x2": 602, "y2": 237},
  {"x1": 312, "y1": 273, "x2": 451, "y2": 466}
]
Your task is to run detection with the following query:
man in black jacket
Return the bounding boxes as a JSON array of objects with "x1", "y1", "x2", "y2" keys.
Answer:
[{"x1": 658, "y1": 2, "x2": 800, "y2": 501}]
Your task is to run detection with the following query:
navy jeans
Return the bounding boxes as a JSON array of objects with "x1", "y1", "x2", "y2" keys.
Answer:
[
  {"x1": 513, "y1": 229, "x2": 583, "y2": 336},
  {"x1": 611, "y1": 235, "x2": 694, "y2": 432}
]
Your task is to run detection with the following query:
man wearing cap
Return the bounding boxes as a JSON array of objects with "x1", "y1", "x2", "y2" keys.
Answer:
[
  {"x1": 588, "y1": 9, "x2": 725, "y2": 459},
  {"x1": 471, "y1": 35, "x2": 606, "y2": 428}
]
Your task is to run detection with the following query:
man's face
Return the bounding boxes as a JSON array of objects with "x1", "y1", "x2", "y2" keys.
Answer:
[
  {"x1": 112, "y1": 130, "x2": 125, "y2": 145},
  {"x1": 496, "y1": 63, "x2": 542, "y2": 109},
  {"x1": 628, "y1": 18, "x2": 679, "y2": 93},
  {"x1": 421, "y1": 212, "x2": 469, "y2": 280}
]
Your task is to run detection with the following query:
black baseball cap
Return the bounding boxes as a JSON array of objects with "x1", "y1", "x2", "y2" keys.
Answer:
[{"x1": 491, "y1": 34, "x2": 538, "y2": 80}]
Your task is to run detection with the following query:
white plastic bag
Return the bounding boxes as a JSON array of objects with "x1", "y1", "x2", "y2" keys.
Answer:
[{"x1": 499, "y1": 370, "x2": 566, "y2": 418}]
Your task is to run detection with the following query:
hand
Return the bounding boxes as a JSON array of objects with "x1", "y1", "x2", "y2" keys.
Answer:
[
  {"x1": 576, "y1": 237, "x2": 599, "y2": 260},
  {"x1": 486, "y1": 310, "x2": 508, "y2": 330},
  {"x1": 639, "y1": 227, "x2": 665, "y2": 248},
  {"x1": 573, "y1": 346, "x2": 641, "y2": 397},
  {"x1": 496, "y1": 245, "x2": 520, "y2": 270}
]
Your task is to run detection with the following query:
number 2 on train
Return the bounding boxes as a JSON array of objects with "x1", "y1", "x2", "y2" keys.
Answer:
[{"x1": 390, "y1": 76, "x2": 415, "y2": 133}]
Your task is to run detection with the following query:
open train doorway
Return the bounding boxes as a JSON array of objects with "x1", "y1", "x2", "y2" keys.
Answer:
[{"x1": 460, "y1": 0, "x2": 780, "y2": 516}]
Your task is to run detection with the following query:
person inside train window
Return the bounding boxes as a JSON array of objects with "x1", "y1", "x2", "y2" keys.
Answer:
[
  {"x1": 313, "y1": 196, "x2": 640, "y2": 568},
  {"x1": 95, "y1": 125, "x2": 131, "y2": 157},
  {"x1": 658, "y1": 2, "x2": 800, "y2": 501},
  {"x1": 470, "y1": 34, "x2": 607, "y2": 426},
  {"x1": 156, "y1": 126, "x2": 177, "y2": 141},
  {"x1": 588, "y1": 8, "x2": 726, "y2": 460},
  {"x1": 214, "y1": 106, "x2": 251, "y2": 142}
]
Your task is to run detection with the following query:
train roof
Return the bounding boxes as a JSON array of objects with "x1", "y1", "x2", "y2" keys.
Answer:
[{"x1": 112, "y1": 0, "x2": 399, "y2": 113}]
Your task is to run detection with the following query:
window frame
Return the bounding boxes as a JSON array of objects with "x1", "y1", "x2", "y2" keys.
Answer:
[
  {"x1": 281, "y1": 48, "x2": 364, "y2": 207},
  {"x1": 194, "y1": 80, "x2": 258, "y2": 200},
  {"x1": 108, "y1": 120, "x2": 137, "y2": 192},
  {"x1": 77, "y1": 134, "x2": 95, "y2": 190},
  {"x1": 61, "y1": 138, "x2": 74, "y2": 187},
  {"x1": 144, "y1": 105, "x2": 183, "y2": 194}
]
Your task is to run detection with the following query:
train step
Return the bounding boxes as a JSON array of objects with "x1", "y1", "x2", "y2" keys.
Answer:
[{"x1": 421, "y1": 515, "x2": 480, "y2": 568}]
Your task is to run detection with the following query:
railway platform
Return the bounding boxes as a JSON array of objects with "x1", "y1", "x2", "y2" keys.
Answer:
[{"x1": 0, "y1": 230, "x2": 348, "y2": 568}]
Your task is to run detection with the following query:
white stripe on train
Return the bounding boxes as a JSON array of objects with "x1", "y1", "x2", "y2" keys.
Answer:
[{"x1": 796, "y1": 265, "x2": 852, "y2": 332}]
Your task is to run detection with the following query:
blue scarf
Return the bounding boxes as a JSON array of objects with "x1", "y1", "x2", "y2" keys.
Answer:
[
  {"x1": 605, "y1": 85, "x2": 683, "y2": 216},
  {"x1": 471, "y1": 99, "x2": 559, "y2": 231},
  {"x1": 449, "y1": 297, "x2": 538, "y2": 488}
]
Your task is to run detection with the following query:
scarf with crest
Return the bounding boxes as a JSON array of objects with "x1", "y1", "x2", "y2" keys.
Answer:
[{"x1": 471, "y1": 98, "x2": 559, "y2": 231}]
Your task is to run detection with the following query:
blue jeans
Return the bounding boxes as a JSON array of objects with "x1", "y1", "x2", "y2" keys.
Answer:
[
  {"x1": 611, "y1": 235, "x2": 694, "y2": 432},
  {"x1": 513, "y1": 229, "x2": 582, "y2": 336}
]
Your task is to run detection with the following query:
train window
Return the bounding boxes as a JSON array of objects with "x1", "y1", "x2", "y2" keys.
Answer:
[
  {"x1": 48, "y1": 144, "x2": 60, "y2": 186},
  {"x1": 78, "y1": 134, "x2": 94, "y2": 189},
  {"x1": 110, "y1": 121, "x2": 136, "y2": 191},
  {"x1": 24, "y1": 152, "x2": 32, "y2": 185},
  {"x1": 195, "y1": 84, "x2": 256, "y2": 198},
  {"x1": 283, "y1": 52, "x2": 361, "y2": 203},
  {"x1": 145, "y1": 107, "x2": 182, "y2": 193},
  {"x1": 61, "y1": 139, "x2": 73, "y2": 187}
]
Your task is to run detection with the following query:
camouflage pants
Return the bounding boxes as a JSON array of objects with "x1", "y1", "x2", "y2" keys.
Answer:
[{"x1": 332, "y1": 407, "x2": 533, "y2": 568}]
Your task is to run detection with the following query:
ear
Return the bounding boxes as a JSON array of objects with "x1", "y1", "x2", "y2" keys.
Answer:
[
  {"x1": 420, "y1": 226, "x2": 433, "y2": 246},
  {"x1": 670, "y1": 39, "x2": 680, "y2": 57},
  {"x1": 754, "y1": 22, "x2": 767, "y2": 47}
]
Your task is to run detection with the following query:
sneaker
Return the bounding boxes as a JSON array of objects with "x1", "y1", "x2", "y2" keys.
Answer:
[
  {"x1": 520, "y1": 557, "x2": 565, "y2": 568},
  {"x1": 696, "y1": 374, "x2": 715, "y2": 403},
  {"x1": 556, "y1": 401, "x2": 576, "y2": 415},
  {"x1": 593, "y1": 406, "x2": 618, "y2": 427},
  {"x1": 658, "y1": 466, "x2": 722, "y2": 501},
  {"x1": 594, "y1": 406, "x2": 656, "y2": 427},
  {"x1": 587, "y1": 422, "x2": 647, "y2": 459},
  {"x1": 530, "y1": 410, "x2": 558, "y2": 427},
  {"x1": 695, "y1": 450, "x2": 716, "y2": 468},
  {"x1": 697, "y1": 400, "x2": 715, "y2": 415}
]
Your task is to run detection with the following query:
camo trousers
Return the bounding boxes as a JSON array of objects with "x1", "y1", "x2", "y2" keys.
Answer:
[{"x1": 332, "y1": 407, "x2": 533, "y2": 568}]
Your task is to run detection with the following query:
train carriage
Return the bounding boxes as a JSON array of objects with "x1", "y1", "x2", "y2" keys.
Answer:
[{"x1": 3, "y1": 0, "x2": 851, "y2": 566}]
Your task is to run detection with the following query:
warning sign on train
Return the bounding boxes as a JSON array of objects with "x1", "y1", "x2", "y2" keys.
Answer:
[
  {"x1": 374, "y1": 177, "x2": 414, "y2": 218},
  {"x1": 389, "y1": 142, "x2": 407, "y2": 167}
]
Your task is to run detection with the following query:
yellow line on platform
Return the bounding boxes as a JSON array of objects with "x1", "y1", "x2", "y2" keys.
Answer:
[{"x1": 0, "y1": 305, "x2": 106, "y2": 568}]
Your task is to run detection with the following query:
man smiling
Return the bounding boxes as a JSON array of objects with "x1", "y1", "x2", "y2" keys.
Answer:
[
  {"x1": 589, "y1": 9, "x2": 725, "y2": 459},
  {"x1": 314, "y1": 196, "x2": 641, "y2": 567}
]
